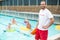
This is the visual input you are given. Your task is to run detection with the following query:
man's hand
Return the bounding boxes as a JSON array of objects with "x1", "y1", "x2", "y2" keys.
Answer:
[{"x1": 43, "y1": 18, "x2": 54, "y2": 29}]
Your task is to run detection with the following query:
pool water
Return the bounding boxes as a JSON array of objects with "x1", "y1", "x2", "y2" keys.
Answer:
[{"x1": 0, "y1": 14, "x2": 60, "y2": 40}]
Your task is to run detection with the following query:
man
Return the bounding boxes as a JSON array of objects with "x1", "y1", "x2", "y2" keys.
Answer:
[{"x1": 35, "y1": 1, "x2": 54, "y2": 40}]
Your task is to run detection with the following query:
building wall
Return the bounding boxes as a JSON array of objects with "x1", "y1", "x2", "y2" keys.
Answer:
[{"x1": 0, "y1": 6, "x2": 60, "y2": 14}]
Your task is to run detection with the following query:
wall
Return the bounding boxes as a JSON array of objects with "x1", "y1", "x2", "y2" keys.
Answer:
[{"x1": 0, "y1": 5, "x2": 60, "y2": 14}]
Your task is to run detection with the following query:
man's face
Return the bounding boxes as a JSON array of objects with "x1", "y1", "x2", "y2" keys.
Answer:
[{"x1": 40, "y1": 1, "x2": 46, "y2": 9}]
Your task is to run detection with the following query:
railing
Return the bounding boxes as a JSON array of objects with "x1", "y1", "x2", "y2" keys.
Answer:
[
  {"x1": 0, "y1": 10, "x2": 38, "y2": 20},
  {"x1": 0, "y1": 10, "x2": 60, "y2": 24}
]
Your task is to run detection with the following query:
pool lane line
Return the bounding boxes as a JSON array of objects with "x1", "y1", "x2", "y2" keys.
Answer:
[
  {"x1": 0, "y1": 18, "x2": 26, "y2": 26},
  {"x1": 0, "y1": 22, "x2": 7, "y2": 26},
  {"x1": 16, "y1": 30, "x2": 31, "y2": 37}
]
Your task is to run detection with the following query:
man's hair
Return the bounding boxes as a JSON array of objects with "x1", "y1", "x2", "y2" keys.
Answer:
[{"x1": 40, "y1": 1, "x2": 46, "y2": 4}]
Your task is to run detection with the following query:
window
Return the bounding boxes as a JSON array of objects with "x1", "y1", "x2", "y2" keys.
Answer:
[
  {"x1": 2, "y1": 0, "x2": 10, "y2": 6},
  {"x1": 18, "y1": 0, "x2": 22, "y2": 6},
  {"x1": 24, "y1": 0, "x2": 29, "y2": 5},
  {"x1": 1, "y1": 0, "x2": 59, "y2": 6},
  {"x1": 47, "y1": 0, "x2": 57, "y2": 5},
  {"x1": 0, "y1": 1, "x2": 2, "y2": 6},
  {"x1": 2, "y1": 0, "x2": 6, "y2": 6},
  {"x1": 10, "y1": 0, "x2": 13, "y2": 6},
  {"x1": 6, "y1": 0, "x2": 10, "y2": 6},
  {"x1": 38, "y1": 0, "x2": 42, "y2": 5},
  {"x1": 59, "y1": 0, "x2": 60, "y2": 5},
  {"x1": 14, "y1": 0, "x2": 17, "y2": 5},
  {"x1": 30, "y1": 0, "x2": 36, "y2": 5}
]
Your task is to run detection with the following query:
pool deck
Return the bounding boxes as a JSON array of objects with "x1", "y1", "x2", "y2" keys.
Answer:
[{"x1": 48, "y1": 34, "x2": 60, "y2": 40}]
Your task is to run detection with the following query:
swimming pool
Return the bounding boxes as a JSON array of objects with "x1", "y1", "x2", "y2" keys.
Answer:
[{"x1": 0, "y1": 14, "x2": 60, "y2": 40}]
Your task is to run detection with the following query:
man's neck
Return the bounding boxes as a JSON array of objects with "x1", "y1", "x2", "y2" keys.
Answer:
[
  {"x1": 43, "y1": 8, "x2": 45, "y2": 10},
  {"x1": 42, "y1": 8, "x2": 46, "y2": 10}
]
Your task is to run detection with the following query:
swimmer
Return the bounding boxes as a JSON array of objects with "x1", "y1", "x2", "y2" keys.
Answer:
[
  {"x1": 7, "y1": 18, "x2": 18, "y2": 31},
  {"x1": 7, "y1": 23, "x2": 18, "y2": 32},
  {"x1": 7, "y1": 23, "x2": 11, "y2": 30},
  {"x1": 24, "y1": 19, "x2": 31, "y2": 29},
  {"x1": 11, "y1": 18, "x2": 16, "y2": 24},
  {"x1": 11, "y1": 18, "x2": 18, "y2": 30}
]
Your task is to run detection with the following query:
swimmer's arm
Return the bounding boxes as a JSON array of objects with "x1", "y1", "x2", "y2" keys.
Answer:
[
  {"x1": 28, "y1": 23, "x2": 31, "y2": 29},
  {"x1": 43, "y1": 18, "x2": 54, "y2": 29}
]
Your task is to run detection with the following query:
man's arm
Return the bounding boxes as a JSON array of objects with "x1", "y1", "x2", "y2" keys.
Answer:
[
  {"x1": 36, "y1": 20, "x2": 39, "y2": 28},
  {"x1": 43, "y1": 18, "x2": 54, "y2": 29},
  {"x1": 47, "y1": 18, "x2": 54, "y2": 27}
]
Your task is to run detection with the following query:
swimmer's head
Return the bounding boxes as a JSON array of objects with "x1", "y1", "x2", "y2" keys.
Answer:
[
  {"x1": 9, "y1": 23, "x2": 11, "y2": 25},
  {"x1": 12, "y1": 18, "x2": 15, "y2": 21},
  {"x1": 12, "y1": 18, "x2": 16, "y2": 24},
  {"x1": 24, "y1": 19, "x2": 29, "y2": 23}
]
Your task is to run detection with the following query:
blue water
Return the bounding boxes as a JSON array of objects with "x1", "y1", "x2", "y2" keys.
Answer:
[{"x1": 0, "y1": 14, "x2": 60, "y2": 40}]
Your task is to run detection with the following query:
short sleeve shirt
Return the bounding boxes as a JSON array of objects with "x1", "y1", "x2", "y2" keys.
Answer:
[{"x1": 38, "y1": 8, "x2": 53, "y2": 30}]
